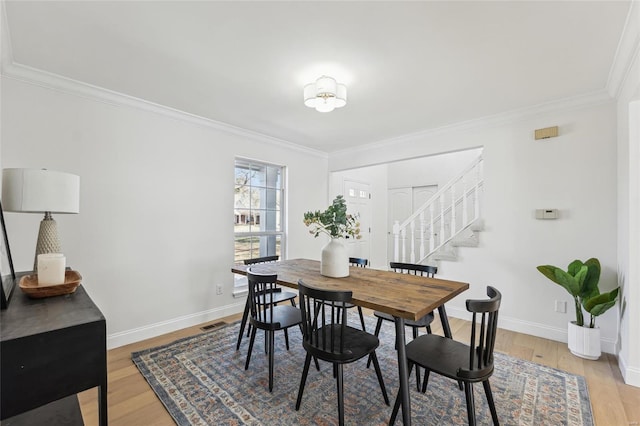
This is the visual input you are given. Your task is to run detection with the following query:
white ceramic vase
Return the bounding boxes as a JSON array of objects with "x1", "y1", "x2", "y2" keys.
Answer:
[
  {"x1": 567, "y1": 321, "x2": 601, "y2": 360},
  {"x1": 320, "y1": 238, "x2": 349, "y2": 278}
]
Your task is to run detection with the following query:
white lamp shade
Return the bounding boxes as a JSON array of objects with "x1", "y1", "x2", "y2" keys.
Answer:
[
  {"x1": 316, "y1": 96, "x2": 336, "y2": 113},
  {"x1": 303, "y1": 83, "x2": 317, "y2": 107},
  {"x1": 335, "y1": 83, "x2": 347, "y2": 108},
  {"x1": 304, "y1": 75, "x2": 347, "y2": 112},
  {"x1": 315, "y1": 76, "x2": 337, "y2": 95},
  {"x1": 2, "y1": 168, "x2": 80, "y2": 214}
]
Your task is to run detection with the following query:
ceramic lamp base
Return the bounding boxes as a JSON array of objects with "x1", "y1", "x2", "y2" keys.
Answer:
[{"x1": 33, "y1": 212, "x2": 62, "y2": 272}]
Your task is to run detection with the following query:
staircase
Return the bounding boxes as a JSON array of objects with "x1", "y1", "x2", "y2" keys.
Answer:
[{"x1": 392, "y1": 155, "x2": 484, "y2": 264}]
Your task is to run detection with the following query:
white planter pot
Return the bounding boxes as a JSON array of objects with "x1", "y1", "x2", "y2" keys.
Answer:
[
  {"x1": 567, "y1": 321, "x2": 601, "y2": 360},
  {"x1": 320, "y1": 238, "x2": 349, "y2": 278}
]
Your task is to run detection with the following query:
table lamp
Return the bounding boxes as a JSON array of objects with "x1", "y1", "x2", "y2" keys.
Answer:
[{"x1": 1, "y1": 168, "x2": 80, "y2": 271}]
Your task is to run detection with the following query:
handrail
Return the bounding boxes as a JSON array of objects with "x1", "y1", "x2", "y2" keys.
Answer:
[
  {"x1": 392, "y1": 155, "x2": 484, "y2": 264},
  {"x1": 399, "y1": 155, "x2": 483, "y2": 229}
]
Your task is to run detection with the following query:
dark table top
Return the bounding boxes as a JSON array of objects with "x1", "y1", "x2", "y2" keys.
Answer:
[{"x1": 1, "y1": 278, "x2": 105, "y2": 342}]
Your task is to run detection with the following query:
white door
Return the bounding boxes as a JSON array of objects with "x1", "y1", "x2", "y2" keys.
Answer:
[
  {"x1": 387, "y1": 185, "x2": 438, "y2": 264},
  {"x1": 343, "y1": 180, "x2": 371, "y2": 261}
]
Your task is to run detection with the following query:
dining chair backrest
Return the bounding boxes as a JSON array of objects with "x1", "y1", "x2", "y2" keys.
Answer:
[
  {"x1": 247, "y1": 269, "x2": 281, "y2": 330},
  {"x1": 244, "y1": 255, "x2": 279, "y2": 265},
  {"x1": 389, "y1": 262, "x2": 437, "y2": 277},
  {"x1": 297, "y1": 279, "x2": 354, "y2": 363},
  {"x1": 349, "y1": 257, "x2": 368, "y2": 268},
  {"x1": 460, "y1": 286, "x2": 502, "y2": 381}
]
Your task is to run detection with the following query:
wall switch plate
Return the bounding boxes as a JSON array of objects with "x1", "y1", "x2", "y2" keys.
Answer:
[
  {"x1": 216, "y1": 284, "x2": 223, "y2": 295},
  {"x1": 555, "y1": 300, "x2": 567, "y2": 313}
]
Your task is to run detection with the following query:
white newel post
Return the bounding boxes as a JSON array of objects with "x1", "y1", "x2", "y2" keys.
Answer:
[{"x1": 393, "y1": 220, "x2": 400, "y2": 262}]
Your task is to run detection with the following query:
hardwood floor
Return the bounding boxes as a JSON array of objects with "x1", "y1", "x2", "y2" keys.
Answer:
[{"x1": 78, "y1": 311, "x2": 639, "y2": 425}]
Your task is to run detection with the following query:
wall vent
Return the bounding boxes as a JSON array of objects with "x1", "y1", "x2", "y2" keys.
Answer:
[{"x1": 200, "y1": 321, "x2": 226, "y2": 331}]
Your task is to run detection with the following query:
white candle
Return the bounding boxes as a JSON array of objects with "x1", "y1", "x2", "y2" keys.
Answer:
[{"x1": 37, "y1": 253, "x2": 66, "y2": 286}]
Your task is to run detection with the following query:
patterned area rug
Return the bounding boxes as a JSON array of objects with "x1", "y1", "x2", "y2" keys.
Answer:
[{"x1": 132, "y1": 315, "x2": 594, "y2": 425}]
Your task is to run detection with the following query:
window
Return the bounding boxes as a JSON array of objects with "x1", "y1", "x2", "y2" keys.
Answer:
[{"x1": 234, "y1": 158, "x2": 285, "y2": 263}]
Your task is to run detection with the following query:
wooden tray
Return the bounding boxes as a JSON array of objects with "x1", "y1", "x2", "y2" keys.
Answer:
[{"x1": 19, "y1": 270, "x2": 82, "y2": 298}]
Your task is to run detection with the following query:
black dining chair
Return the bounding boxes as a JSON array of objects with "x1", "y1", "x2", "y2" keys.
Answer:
[
  {"x1": 390, "y1": 286, "x2": 502, "y2": 426},
  {"x1": 328, "y1": 257, "x2": 369, "y2": 331},
  {"x1": 368, "y1": 262, "x2": 437, "y2": 389},
  {"x1": 236, "y1": 256, "x2": 297, "y2": 350},
  {"x1": 295, "y1": 279, "x2": 389, "y2": 426},
  {"x1": 244, "y1": 269, "x2": 302, "y2": 392}
]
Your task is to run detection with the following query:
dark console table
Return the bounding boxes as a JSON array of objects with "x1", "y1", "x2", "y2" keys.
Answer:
[{"x1": 1, "y1": 273, "x2": 107, "y2": 425}]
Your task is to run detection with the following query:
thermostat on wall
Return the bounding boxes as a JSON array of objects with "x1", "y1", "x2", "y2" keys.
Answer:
[{"x1": 535, "y1": 209, "x2": 559, "y2": 220}]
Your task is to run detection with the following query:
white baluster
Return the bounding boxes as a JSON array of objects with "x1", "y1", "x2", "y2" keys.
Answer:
[
  {"x1": 475, "y1": 163, "x2": 481, "y2": 220},
  {"x1": 450, "y1": 182, "x2": 456, "y2": 236},
  {"x1": 419, "y1": 211, "x2": 425, "y2": 261},
  {"x1": 439, "y1": 194, "x2": 445, "y2": 241},
  {"x1": 410, "y1": 220, "x2": 416, "y2": 263},
  {"x1": 393, "y1": 220, "x2": 401, "y2": 262},
  {"x1": 462, "y1": 178, "x2": 468, "y2": 226},
  {"x1": 429, "y1": 203, "x2": 435, "y2": 253}
]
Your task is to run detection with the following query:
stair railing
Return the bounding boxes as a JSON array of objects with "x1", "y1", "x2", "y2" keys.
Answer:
[{"x1": 392, "y1": 155, "x2": 484, "y2": 264}]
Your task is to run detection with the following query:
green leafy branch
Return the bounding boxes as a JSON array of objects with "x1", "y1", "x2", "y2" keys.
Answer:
[{"x1": 303, "y1": 195, "x2": 361, "y2": 239}]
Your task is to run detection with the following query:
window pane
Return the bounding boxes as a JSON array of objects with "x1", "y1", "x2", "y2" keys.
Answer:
[
  {"x1": 234, "y1": 235, "x2": 281, "y2": 262},
  {"x1": 250, "y1": 165, "x2": 266, "y2": 187},
  {"x1": 234, "y1": 236, "x2": 258, "y2": 262},
  {"x1": 266, "y1": 166, "x2": 281, "y2": 189},
  {"x1": 251, "y1": 209, "x2": 280, "y2": 232},
  {"x1": 249, "y1": 188, "x2": 263, "y2": 209},
  {"x1": 265, "y1": 188, "x2": 279, "y2": 210},
  {"x1": 235, "y1": 186, "x2": 250, "y2": 210}
]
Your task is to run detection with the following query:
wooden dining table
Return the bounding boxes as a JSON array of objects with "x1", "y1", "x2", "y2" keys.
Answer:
[{"x1": 231, "y1": 258, "x2": 469, "y2": 426}]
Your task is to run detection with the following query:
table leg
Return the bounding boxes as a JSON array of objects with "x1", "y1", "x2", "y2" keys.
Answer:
[
  {"x1": 392, "y1": 317, "x2": 411, "y2": 426},
  {"x1": 99, "y1": 380, "x2": 108, "y2": 426},
  {"x1": 437, "y1": 305, "x2": 453, "y2": 338}
]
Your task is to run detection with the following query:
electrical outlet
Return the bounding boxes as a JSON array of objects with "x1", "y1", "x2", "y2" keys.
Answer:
[
  {"x1": 216, "y1": 284, "x2": 223, "y2": 295},
  {"x1": 554, "y1": 300, "x2": 567, "y2": 313}
]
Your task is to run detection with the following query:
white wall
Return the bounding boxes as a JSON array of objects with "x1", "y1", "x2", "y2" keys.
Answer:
[
  {"x1": 386, "y1": 148, "x2": 483, "y2": 189},
  {"x1": 330, "y1": 101, "x2": 620, "y2": 353},
  {"x1": 616, "y1": 22, "x2": 640, "y2": 384},
  {"x1": 0, "y1": 76, "x2": 328, "y2": 348}
]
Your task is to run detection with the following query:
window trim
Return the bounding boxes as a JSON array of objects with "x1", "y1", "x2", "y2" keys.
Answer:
[{"x1": 233, "y1": 157, "x2": 286, "y2": 295}]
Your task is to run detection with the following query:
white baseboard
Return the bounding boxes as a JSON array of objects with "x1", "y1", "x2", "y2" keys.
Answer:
[
  {"x1": 618, "y1": 353, "x2": 640, "y2": 388},
  {"x1": 107, "y1": 301, "x2": 245, "y2": 349},
  {"x1": 444, "y1": 306, "x2": 617, "y2": 354}
]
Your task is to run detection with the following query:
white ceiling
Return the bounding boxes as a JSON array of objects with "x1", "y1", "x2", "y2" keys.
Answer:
[{"x1": 3, "y1": 1, "x2": 631, "y2": 153}]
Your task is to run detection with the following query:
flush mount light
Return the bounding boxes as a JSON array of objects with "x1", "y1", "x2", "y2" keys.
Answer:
[{"x1": 303, "y1": 76, "x2": 347, "y2": 113}]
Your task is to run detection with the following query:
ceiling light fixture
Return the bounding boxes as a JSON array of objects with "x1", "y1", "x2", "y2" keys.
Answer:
[{"x1": 303, "y1": 76, "x2": 347, "y2": 113}]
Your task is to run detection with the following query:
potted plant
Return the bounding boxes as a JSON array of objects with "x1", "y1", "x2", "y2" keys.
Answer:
[
  {"x1": 536, "y1": 258, "x2": 619, "y2": 360},
  {"x1": 304, "y1": 195, "x2": 361, "y2": 277}
]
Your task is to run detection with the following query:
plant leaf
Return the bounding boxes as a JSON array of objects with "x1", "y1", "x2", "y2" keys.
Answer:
[
  {"x1": 584, "y1": 288, "x2": 619, "y2": 317},
  {"x1": 581, "y1": 258, "x2": 601, "y2": 300},
  {"x1": 567, "y1": 260, "x2": 584, "y2": 277},
  {"x1": 537, "y1": 265, "x2": 580, "y2": 296}
]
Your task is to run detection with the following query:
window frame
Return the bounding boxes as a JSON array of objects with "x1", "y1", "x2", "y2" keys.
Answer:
[{"x1": 233, "y1": 157, "x2": 286, "y2": 295}]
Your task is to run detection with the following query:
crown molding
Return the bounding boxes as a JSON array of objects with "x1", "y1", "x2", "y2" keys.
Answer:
[
  {"x1": 1, "y1": 0, "x2": 14, "y2": 72},
  {"x1": 0, "y1": 60, "x2": 328, "y2": 159},
  {"x1": 331, "y1": 89, "x2": 614, "y2": 158},
  {"x1": 607, "y1": 1, "x2": 640, "y2": 98}
]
